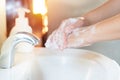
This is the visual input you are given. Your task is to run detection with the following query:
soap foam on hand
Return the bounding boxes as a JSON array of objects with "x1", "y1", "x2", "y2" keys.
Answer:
[
  {"x1": 66, "y1": 25, "x2": 96, "y2": 48},
  {"x1": 45, "y1": 29, "x2": 65, "y2": 50},
  {"x1": 45, "y1": 17, "x2": 97, "y2": 49},
  {"x1": 45, "y1": 18, "x2": 81, "y2": 50}
]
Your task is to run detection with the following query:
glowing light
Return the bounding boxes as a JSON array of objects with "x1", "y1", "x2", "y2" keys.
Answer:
[
  {"x1": 33, "y1": 0, "x2": 47, "y2": 15},
  {"x1": 42, "y1": 15, "x2": 48, "y2": 34},
  {"x1": 33, "y1": 0, "x2": 48, "y2": 34}
]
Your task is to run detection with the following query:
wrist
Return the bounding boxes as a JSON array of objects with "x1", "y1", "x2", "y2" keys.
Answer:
[{"x1": 85, "y1": 25, "x2": 98, "y2": 44}]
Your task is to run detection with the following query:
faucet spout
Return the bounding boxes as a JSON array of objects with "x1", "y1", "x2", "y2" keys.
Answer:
[{"x1": 0, "y1": 32, "x2": 40, "y2": 69}]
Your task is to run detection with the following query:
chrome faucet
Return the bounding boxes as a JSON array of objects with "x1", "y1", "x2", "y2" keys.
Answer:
[{"x1": 0, "y1": 32, "x2": 40, "y2": 69}]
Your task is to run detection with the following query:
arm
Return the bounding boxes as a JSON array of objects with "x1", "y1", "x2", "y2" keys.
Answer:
[
  {"x1": 83, "y1": 0, "x2": 120, "y2": 25},
  {"x1": 67, "y1": 13, "x2": 120, "y2": 48},
  {"x1": 56, "y1": 0, "x2": 120, "y2": 33},
  {"x1": 91, "y1": 13, "x2": 120, "y2": 43},
  {"x1": 45, "y1": 0, "x2": 120, "y2": 49}
]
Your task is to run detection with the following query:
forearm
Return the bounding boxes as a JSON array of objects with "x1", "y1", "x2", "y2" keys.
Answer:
[
  {"x1": 83, "y1": 0, "x2": 120, "y2": 25},
  {"x1": 91, "y1": 13, "x2": 120, "y2": 43}
]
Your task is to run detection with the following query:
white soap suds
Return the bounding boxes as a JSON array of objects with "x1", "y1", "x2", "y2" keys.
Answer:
[
  {"x1": 45, "y1": 18, "x2": 80, "y2": 49},
  {"x1": 45, "y1": 17, "x2": 94, "y2": 49}
]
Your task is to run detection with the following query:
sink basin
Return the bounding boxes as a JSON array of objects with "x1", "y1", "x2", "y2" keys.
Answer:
[
  {"x1": 0, "y1": 48, "x2": 120, "y2": 80},
  {"x1": 33, "y1": 48, "x2": 120, "y2": 80},
  {"x1": 0, "y1": 52, "x2": 37, "y2": 80}
]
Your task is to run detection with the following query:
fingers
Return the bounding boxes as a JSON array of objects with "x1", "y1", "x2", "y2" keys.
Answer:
[
  {"x1": 45, "y1": 17, "x2": 88, "y2": 50},
  {"x1": 66, "y1": 25, "x2": 96, "y2": 48},
  {"x1": 66, "y1": 38, "x2": 91, "y2": 48},
  {"x1": 45, "y1": 28, "x2": 67, "y2": 49},
  {"x1": 65, "y1": 31, "x2": 85, "y2": 48},
  {"x1": 45, "y1": 30, "x2": 57, "y2": 48},
  {"x1": 64, "y1": 17, "x2": 85, "y2": 34}
]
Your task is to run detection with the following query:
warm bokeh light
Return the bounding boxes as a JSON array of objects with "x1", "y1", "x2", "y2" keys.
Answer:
[
  {"x1": 33, "y1": 0, "x2": 48, "y2": 35},
  {"x1": 33, "y1": 0, "x2": 47, "y2": 15},
  {"x1": 42, "y1": 15, "x2": 48, "y2": 34}
]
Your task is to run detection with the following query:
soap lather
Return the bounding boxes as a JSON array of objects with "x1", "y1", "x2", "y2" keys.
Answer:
[{"x1": 10, "y1": 8, "x2": 33, "y2": 52}]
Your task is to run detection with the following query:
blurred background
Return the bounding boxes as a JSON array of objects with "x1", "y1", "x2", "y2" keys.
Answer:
[{"x1": 0, "y1": 0, "x2": 120, "y2": 64}]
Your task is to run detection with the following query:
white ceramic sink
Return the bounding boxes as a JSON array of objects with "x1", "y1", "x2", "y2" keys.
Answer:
[
  {"x1": 0, "y1": 52, "x2": 37, "y2": 80},
  {"x1": 0, "y1": 48, "x2": 120, "y2": 80},
  {"x1": 33, "y1": 48, "x2": 120, "y2": 80}
]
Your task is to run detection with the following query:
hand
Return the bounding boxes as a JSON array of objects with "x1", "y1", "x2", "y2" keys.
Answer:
[
  {"x1": 66, "y1": 26, "x2": 96, "y2": 48},
  {"x1": 45, "y1": 17, "x2": 88, "y2": 50}
]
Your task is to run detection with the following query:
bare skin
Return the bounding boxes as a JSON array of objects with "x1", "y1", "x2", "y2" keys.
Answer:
[
  {"x1": 83, "y1": 0, "x2": 120, "y2": 25},
  {"x1": 46, "y1": 0, "x2": 120, "y2": 49},
  {"x1": 66, "y1": 13, "x2": 120, "y2": 48},
  {"x1": 91, "y1": 13, "x2": 120, "y2": 43}
]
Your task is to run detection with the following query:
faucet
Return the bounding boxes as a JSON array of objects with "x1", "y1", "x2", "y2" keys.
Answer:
[{"x1": 0, "y1": 32, "x2": 40, "y2": 69}]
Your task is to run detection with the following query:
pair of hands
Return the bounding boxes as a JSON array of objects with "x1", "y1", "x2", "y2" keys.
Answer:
[{"x1": 45, "y1": 17, "x2": 95, "y2": 50}]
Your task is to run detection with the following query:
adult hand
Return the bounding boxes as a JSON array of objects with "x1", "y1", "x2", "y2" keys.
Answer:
[
  {"x1": 66, "y1": 26, "x2": 96, "y2": 48},
  {"x1": 45, "y1": 17, "x2": 90, "y2": 49}
]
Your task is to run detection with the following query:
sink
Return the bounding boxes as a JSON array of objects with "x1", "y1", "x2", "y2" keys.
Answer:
[
  {"x1": 0, "y1": 48, "x2": 120, "y2": 80},
  {"x1": 0, "y1": 52, "x2": 37, "y2": 80},
  {"x1": 33, "y1": 48, "x2": 120, "y2": 80}
]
